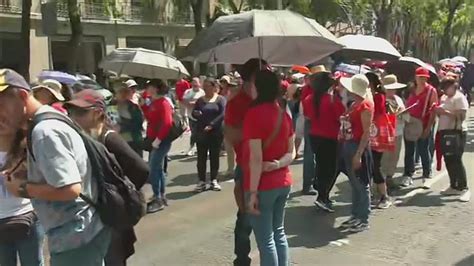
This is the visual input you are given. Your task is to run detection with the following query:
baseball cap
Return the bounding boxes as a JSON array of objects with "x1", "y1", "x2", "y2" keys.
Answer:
[
  {"x1": 0, "y1": 68, "x2": 31, "y2": 92},
  {"x1": 125, "y1": 79, "x2": 138, "y2": 88},
  {"x1": 220, "y1": 75, "x2": 238, "y2": 86},
  {"x1": 32, "y1": 79, "x2": 65, "y2": 101},
  {"x1": 415, "y1": 67, "x2": 430, "y2": 78},
  {"x1": 65, "y1": 89, "x2": 106, "y2": 111}
]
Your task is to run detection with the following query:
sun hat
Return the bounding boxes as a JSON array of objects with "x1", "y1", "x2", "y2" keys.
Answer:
[
  {"x1": 33, "y1": 79, "x2": 65, "y2": 101},
  {"x1": 415, "y1": 67, "x2": 430, "y2": 78},
  {"x1": 382, "y1": 74, "x2": 406, "y2": 90},
  {"x1": 0, "y1": 68, "x2": 31, "y2": 92},
  {"x1": 340, "y1": 74, "x2": 370, "y2": 99},
  {"x1": 65, "y1": 89, "x2": 106, "y2": 112},
  {"x1": 309, "y1": 65, "x2": 328, "y2": 74}
]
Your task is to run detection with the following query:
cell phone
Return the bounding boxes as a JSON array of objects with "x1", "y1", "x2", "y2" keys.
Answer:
[{"x1": 6, "y1": 157, "x2": 26, "y2": 181}]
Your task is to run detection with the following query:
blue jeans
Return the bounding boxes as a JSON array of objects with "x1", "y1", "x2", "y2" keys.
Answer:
[
  {"x1": 404, "y1": 136, "x2": 432, "y2": 178},
  {"x1": 233, "y1": 165, "x2": 252, "y2": 266},
  {"x1": 149, "y1": 140, "x2": 172, "y2": 198},
  {"x1": 303, "y1": 119, "x2": 316, "y2": 190},
  {"x1": 50, "y1": 228, "x2": 111, "y2": 266},
  {"x1": 248, "y1": 186, "x2": 291, "y2": 266},
  {"x1": 342, "y1": 141, "x2": 371, "y2": 223},
  {"x1": 0, "y1": 220, "x2": 44, "y2": 266}
]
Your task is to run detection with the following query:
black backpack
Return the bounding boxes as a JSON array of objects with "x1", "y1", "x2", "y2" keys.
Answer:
[
  {"x1": 27, "y1": 112, "x2": 146, "y2": 230},
  {"x1": 165, "y1": 111, "x2": 186, "y2": 142}
]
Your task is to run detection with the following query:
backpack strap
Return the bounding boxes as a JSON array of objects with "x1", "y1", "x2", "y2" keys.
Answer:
[{"x1": 263, "y1": 108, "x2": 284, "y2": 149}]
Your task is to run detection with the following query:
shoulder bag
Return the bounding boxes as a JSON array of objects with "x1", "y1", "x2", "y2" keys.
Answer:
[
  {"x1": 440, "y1": 118, "x2": 464, "y2": 156},
  {"x1": 404, "y1": 88, "x2": 433, "y2": 141}
]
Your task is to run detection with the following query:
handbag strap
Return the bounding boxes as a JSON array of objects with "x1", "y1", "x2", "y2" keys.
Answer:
[
  {"x1": 263, "y1": 108, "x2": 284, "y2": 149},
  {"x1": 421, "y1": 87, "x2": 433, "y2": 118}
]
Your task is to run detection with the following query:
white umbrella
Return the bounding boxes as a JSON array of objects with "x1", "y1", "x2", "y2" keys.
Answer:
[
  {"x1": 183, "y1": 9, "x2": 343, "y2": 65},
  {"x1": 334, "y1": 34, "x2": 402, "y2": 62},
  {"x1": 100, "y1": 48, "x2": 190, "y2": 80},
  {"x1": 451, "y1": 56, "x2": 468, "y2": 63}
]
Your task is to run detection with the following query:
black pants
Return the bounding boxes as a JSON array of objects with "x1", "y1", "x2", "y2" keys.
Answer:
[
  {"x1": 234, "y1": 211, "x2": 252, "y2": 266},
  {"x1": 371, "y1": 150, "x2": 385, "y2": 184},
  {"x1": 196, "y1": 133, "x2": 223, "y2": 182},
  {"x1": 310, "y1": 135, "x2": 338, "y2": 202},
  {"x1": 441, "y1": 131, "x2": 468, "y2": 190}
]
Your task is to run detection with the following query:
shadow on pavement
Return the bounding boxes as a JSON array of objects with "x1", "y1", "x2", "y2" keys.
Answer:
[
  {"x1": 166, "y1": 191, "x2": 197, "y2": 200},
  {"x1": 397, "y1": 191, "x2": 459, "y2": 208},
  {"x1": 285, "y1": 205, "x2": 349, "y2": 249},
  {"x1": 455, "y1": 254, "x2": 474, "y2": 266},
  {"x1": 168, "y1": 173, "x2": 197, "y2": 187}
]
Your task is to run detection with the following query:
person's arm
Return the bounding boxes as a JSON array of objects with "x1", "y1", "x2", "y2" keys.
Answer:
[
  {"x1": 6, "y1": 178, "x2": 81, "y2": 201},
  {"x1": 105, "y1": 132, "x2": 149, "y2": 189},
  {"x1": 155, "y1": 101, "x2": 173, "y2": 142},
  {"x1": 248, "y1": 139, "x2": 263, "y2": 193},
  {"x1": 262, "y1": 134, "x2": 296, "y2": 172},
  {"x1": 130, "y1": 103, "x2": 144, "y2": 132},
  {"x1": 353, "y1": 109, "x2": 372, "y2": 170},
  {"x1": 191, "y1": 98, "x2": 204, "y2": 120},
  {"x1": 209, "y1": 96, "x2": 226, "y2": 128},
  {"x1": 423, "y1": 89, "x2": 439, "y2": 138}
]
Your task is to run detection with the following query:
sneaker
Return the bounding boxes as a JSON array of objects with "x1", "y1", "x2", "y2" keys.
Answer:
[
  {"x1": 348, "y1": 221, "x2": 369, "y2": 233},
  {"x1": 421, "y1": 178, "x2": 431, "y2": 189},
  {"x1": 399, "y1": 176, "x2": 413, "y2": 187},
  {"x1": 194, "y1": 181, "x2": 206, "y2": 193},
  {"x1": 339, "y1": 217, "x2": 359, "y2": 230},
  {"x1": 186, "y1": 150, "x2": 195, "y2": 157},
  {"x1": 377, "y1": 197, "x2": 392, "y2": 209},
  {"x1": 146, "y1": 199, "x2": 164, "y2": 213},
  {"x1": 314, "y1": 199, "x2": 335, "y2": 213},
  {"x1": 161, "y1": 194, "x2": 169, "y2": 206},
  {"x1": 302, "y1": 187, "x2": 318, "y2": 196},
  {"x1": 210, "y1": 180, "x2": 222, "y2": 191},
  {"x1": 459, "y1": 190, "x2": 471, "y2": 202},
  {"x1": 440, "y1": 187, "x2": 462, "y2": 196}
]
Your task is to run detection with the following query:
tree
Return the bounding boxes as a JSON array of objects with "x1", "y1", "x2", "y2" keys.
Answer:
[
  {"x1": 67, "y1": 0, "x2": 83, "y2": 73},
  {"x1": 368, "y1": 0, "x2": 396, "y2": 39},
  {"x1": 190, "y1": 0, "x2": 204, "y2": 33},
  {"x1": 20, "y1": 0, "x2": 32, "y2": 81},
  {"x1": 439, "y1": 0, "x2": 464, "y2": 58}
]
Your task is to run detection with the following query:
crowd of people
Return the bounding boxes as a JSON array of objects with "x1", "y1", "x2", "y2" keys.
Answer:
[{"x1": 0, "y1": 53, "x2": 471, "y2": 266}]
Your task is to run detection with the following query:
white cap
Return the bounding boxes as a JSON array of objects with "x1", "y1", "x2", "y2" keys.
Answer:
[{"x1": 125, "y1": 79, "x2": 138, "y2": 88}]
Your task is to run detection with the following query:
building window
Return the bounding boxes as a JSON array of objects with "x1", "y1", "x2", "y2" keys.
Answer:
[{"x1": 126, "y1": 37, "x2": 164, "y2": 52}]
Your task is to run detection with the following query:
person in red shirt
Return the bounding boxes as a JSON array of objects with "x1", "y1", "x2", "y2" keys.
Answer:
[
  {"x1": 402, "y1": 67, "x2": 438, "y2": 188},
  {"x1": 225, "y1": 58, "x2": 264, "y2": 266},
  {"x1": 339, "y1": 74, "x2": 374, "y2": 233},
  {"x1": 143, "y1": 79, "x2": 173, "y2": 213},
  {"x1": 303, "y1": 72, "x2": 345, "y2": 212},
  {"x1": 175, "y1": 77, "x2": 191, "y2": 117},
  {"x1": 244, "y1": 70, "x2": 294, "y2": 266},
  {"x1": 366, "y1": 72, "x2": 392, "y2": 209}
]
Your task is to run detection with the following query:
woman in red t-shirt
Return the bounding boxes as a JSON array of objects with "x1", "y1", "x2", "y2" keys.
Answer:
[
  {"x1": 143, "y1": 79, "x2": 173, "y2": 214},
  {"x1": 243, "y1": 70, "x2": 294, "y2": 266},
  {"x1": 303, "y1": 72, "x2": 345, "y2": 212},
  {"x1": 339, "y1": 74, "x2": 374, "y2": 233},
  {"x1": 366, "y1": 72, "x2": 392, "y2": 209}
]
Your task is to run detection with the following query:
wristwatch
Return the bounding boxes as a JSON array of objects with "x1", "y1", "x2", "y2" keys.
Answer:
[{"x1": 17, "y1": 181, "x2": 31, "y2": 199}]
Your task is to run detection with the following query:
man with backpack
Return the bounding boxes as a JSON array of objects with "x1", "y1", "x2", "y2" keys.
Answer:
[{"x1": 0, "y1": 69, "x2": 110, "y2": 266}]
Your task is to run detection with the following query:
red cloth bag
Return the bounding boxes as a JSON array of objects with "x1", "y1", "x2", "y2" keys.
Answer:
[{"x1": 370, "y1": 114, "x2": 396, "y2": 152}]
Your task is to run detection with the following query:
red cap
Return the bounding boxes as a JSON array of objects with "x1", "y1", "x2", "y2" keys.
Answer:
[
  {"x1": 415, "y1": 67, "x2": 430, "y2": 78},
  {"x1": 65, "y1": 89, "x2": 106, "y2": 111}
]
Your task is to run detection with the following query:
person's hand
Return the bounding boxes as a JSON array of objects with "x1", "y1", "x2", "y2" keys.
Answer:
[
  {"x1": 352, "y1": 154, "x2": 362, "y2": 170},
  {"x1": 262, "y1": 160, "x2": 280, "y2": 172},
  {"x1": 204, "y1": 125, "x2": 213, "y2": 132},
  {"x1": 152, "y1": 138, "x2": 161, "y2": 149},
  {"x1": 247, "y1": 192, "x2": 260, "y2": 215}
]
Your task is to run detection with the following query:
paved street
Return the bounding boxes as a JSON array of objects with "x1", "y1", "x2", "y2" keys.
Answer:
[{"x1": 129, "y1": 111, "x2": 474, "y2": 266}]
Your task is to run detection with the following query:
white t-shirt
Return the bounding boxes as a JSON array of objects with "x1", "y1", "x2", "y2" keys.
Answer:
[
  {"x1": 438, "y1": 91, "x2": 469, "y2": 131},
  {"x1": 183, "y1": 88, "x2": 205, "y2": 119},
  {"x1": 0, "y1": 151, "x2": 33, "y2": 219},
  {"x1": 386, "y1": 95, "x2": 407, "y2": 137}
]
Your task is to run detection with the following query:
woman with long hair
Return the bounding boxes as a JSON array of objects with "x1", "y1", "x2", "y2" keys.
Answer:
[
  {"x1": 192, "y1": 78, "x2": 226, "y2": 192},
  {"x1": 303, "y1": 72, "x2": 345, "y2": 212},
  {"x1": 436, "y1": 78, "x2": 470, "y2": 202},
  {"x1": 65, "y1": 89, "x2": 149, "y2": 266},
  {"x1": 1, "y1": 129, "x2": 44, "y2": 265},
  {"x1": 143, "y1": 79, "x2": 174, "y2": 213},
  {"x1": 338, "y1": 74, "x2": 374, "y2": 233},
  {"x1": 366, "y1": 72, "x2": 392, "y2": 209},
  {"x1": 245, "y1": 70, "x2": 295, "y2": 266}
]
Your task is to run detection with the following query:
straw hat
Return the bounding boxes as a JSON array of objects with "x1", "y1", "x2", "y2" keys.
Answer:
[
  {"x1": 382, "y1": 74, "x2": 406, "y2": 90},
  {"x1": 33, "y1": 79, "x2": 65, "y2": 101},
  {"x1": 310, "y1": 65, "x2": 327, "y2": 74},
  {"x1": 340, "y1": 74, "x2": 370, "y2": 99}
]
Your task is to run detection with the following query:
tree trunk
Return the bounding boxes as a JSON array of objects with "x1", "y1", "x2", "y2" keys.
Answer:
[
  {"x1": 67, "y1": 0, "x2": 83, "y2": 73},
  {"x1": 454, "y1": 32, "x2": 464, "y2": 55},
  {"x1": 439, "y1": 0, "x2": 463, "y2": 59},
  {"x1": 20, "y1": 0, "x2": 32, "y2": 81},
  {"x1": 191, "y1": 0, "x2": 203, "y2": 33},
  {"x1": 401, "y1": 18, "x2": 413, "y2": 55}
]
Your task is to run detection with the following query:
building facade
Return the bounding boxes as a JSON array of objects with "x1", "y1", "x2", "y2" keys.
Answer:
[{"x1": 0, "y1": 0, "x2": 196, "y2": 80}]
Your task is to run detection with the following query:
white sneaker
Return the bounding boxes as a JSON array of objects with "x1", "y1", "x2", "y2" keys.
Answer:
[
  {"x1": 187, "y1": 149, "x2": 195, "y2": 157},
  {"x1": 422, "y1": 179, "x2": 431, "y2": 189},
  {"x1": 440, "y1": 187, "x2": 462, "y2": 196},
  {"x1": 459, "y1": 190, "x2": 471, "y2": 202},
  {"x1": 210, "y1": 180, "x2": 222, "y2": 191},
  {"x1": 194, "y1": 181, "x2": 206, "y2": 193}
]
